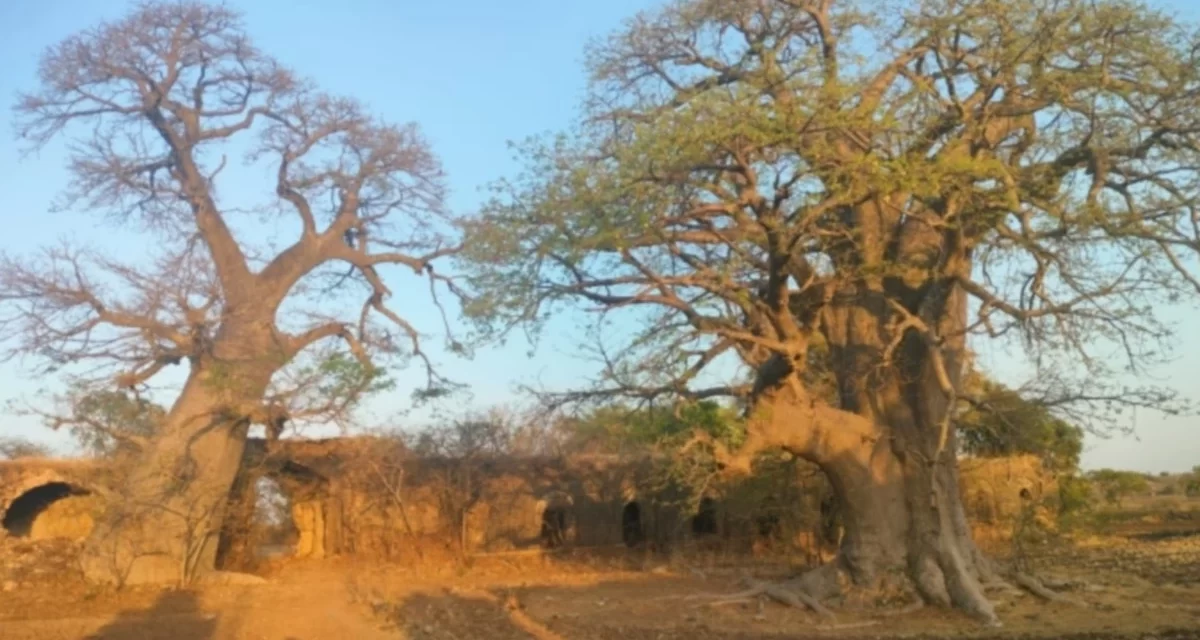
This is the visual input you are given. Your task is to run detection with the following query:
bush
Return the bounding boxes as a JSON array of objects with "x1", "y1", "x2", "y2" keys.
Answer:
[
  {"x1": 1186, "y1": 466, "x2": 1200, "y2": 497},
  {"x1": 1058, "y1": 474, "x2": 1095, "y2": 515},
  {"x1": 1088, "y1": 469, "x2": 1151, "y2": 507}
]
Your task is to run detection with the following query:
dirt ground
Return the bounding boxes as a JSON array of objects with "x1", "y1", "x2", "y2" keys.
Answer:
[{"x1": 2, "y1": 528, "x2": 1199, "y2": 640}]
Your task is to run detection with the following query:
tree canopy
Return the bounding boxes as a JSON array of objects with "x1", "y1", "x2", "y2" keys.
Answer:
[
  {"x1": 3, "y1": 1, "x2": 465, "y2": 435},
  {"x1": 957, "y1": 375, "x2": 1084, "y2": 471},
  {"x1": 464, "y1": 0, "x2": 1200, "y2": 424}
]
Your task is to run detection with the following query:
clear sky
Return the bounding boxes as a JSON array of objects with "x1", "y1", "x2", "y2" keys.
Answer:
[{"x1": 0, "y1": 0, "x2": 1197, "y2": 473}]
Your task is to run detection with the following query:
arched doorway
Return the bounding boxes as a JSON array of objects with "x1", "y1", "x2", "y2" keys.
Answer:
[
  {"x1": 540, "y1": 504, "x2": 568, "y2": 548},
  {"x1": 621, "y1": 501, "x2": 643, "y2": 547},
  {"x1": 691, "y1": 496, "x2": 718, "y2": 536},
  {"x1": 2, "y1": 482, "x2": 92, "y2": 539}
]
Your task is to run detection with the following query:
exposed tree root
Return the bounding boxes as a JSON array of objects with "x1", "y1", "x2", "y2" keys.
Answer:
[
  {"x1": 684, "y1": 578, "x2": 837, "y2": 621},
  {"x1": 745, "y1": 578, "x2": 838, "y2": 622},
  {"x1": 446, "y1": 587, "x2": 565, "y2": 640},
  {"x1": 1012, "y1": 572, "x2": 1088, "y2": 607}
]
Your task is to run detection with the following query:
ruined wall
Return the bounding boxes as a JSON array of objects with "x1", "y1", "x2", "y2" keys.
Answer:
[
  {"x1": 215, "y1": 438, "x2": 701, "y2": 567},
  {"x1": 0, "y1": 459, "x2": 104, "y2": 542},
  {"x1": 958, "y1": 454, "x2": 1058, "y2": 550},
  {"x1": 3, "y1": 444, "x2": 1059, "y2": 569}
]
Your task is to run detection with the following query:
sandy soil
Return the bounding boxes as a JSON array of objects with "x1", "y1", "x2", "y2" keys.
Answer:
[{"x1": 1, "y1": 533, "x2": 1198, "y2": 639}]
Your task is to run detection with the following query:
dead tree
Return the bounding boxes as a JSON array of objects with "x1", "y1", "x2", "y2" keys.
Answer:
[
  {"x1": 2, "y1": 2, "x2": 464, "y2": 585},
  {"x1": 462, "y1": 0, "x2": 1200, "y2": 623}
]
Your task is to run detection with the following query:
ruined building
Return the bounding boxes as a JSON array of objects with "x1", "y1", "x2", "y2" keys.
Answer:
[{"x1": 1, "y1": 437, "x2": 1055, "y2": 572}]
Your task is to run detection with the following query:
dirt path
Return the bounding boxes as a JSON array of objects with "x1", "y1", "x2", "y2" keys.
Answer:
[{"x1": 0, "y1": 564, "x2": 402, "y2": 640}]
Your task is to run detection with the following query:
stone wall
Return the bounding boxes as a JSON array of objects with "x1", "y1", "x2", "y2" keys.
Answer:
[
  {"x1": 0, "y1": 459, "x2": 104, "y2": 542},
  {"x1": 1, "y1": 444, "x2": 1060, "y2": 567}
]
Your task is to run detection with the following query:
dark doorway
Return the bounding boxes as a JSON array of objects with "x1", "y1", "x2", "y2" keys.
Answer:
[
  {"x1": 621, "y1": 501, "x2": 643, "y2": 547},
  {"x1": 540, "y1": 505, "x2": 568, "y2": 548},
  {"x1": 691, "y1": 496, "x2": 718, "y2": 535},
  {"x1": 818, "y1": 492, "x2": 842, "y2": 545},
  {"x1": 1, "y1": 482, "x2": 88, "y2": 537}
]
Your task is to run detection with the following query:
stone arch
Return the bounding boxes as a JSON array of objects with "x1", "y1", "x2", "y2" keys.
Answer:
[
  {"x1": 1, "y1": 481, "x2": 94, "y2": 540},
  {"x1": 691, "y1": 495, "x2": 719, "y2": 536},
  {"x1": 536, "y1": 491, "x2": 573, "y2": 548},
  {"x1": 621, "y1": 500, "x2": 644, "y2": 548},
  {"x1": 269, "y1": 460, "x2": 332, "y2": 560}
]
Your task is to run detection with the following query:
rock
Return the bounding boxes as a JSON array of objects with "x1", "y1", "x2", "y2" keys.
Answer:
[{"x1": 2, "y1": 580, "x2": 17, "y2": 592}]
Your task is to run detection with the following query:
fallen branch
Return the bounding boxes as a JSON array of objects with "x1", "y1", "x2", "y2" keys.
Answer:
[{"x1": 446, "y1": 587, "x2": 565, "y2": 640}]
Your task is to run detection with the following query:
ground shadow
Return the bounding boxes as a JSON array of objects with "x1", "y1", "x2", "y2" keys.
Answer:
[
  {"x1": 84, "y1": 590, "x2": 217, "y2": 640},
  {"x1": 393, "y1": 592, "x2": 533, "y2": 640}
]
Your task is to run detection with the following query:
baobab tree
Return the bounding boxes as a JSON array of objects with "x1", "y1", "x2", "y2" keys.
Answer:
[
  {"x1": 2, "y1": 2, "x2": 463, "y2": 584},
  {"x1": 464, "y1": 0, "x2": 1200, "y2": 622}
]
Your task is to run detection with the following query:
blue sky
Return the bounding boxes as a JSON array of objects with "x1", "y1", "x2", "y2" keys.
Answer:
[{"x1": 0, "y1": 0, "x2": 1197, "y2": 472}]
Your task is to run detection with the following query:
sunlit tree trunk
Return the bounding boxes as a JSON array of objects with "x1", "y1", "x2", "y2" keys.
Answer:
[{"x1": 81, "y1": 322, "x2": 281, "y2": 586}]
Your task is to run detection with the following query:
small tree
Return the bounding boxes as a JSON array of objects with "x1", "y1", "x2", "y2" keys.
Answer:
[
  {"x1": 3, "y1": 2, "x2": 464, "y2": 584},
  {"x1": 0, "y1": 437, "x2": 52, "y2": 460},
  {"x1": 957, "y1": 375, "x2": 1084, "y2": 472},
  {"x1": 409, "y1": 411, "x2": 520, "y2": 559},
  {"x1": 57, "y1": 389, "x2": 165, "y2": 459},
  {"x1": 1089, "y1": 469, "x2": 1151, "y2": 508},
  {"x1": 1184, "y1": 466, "x2": 1200, "y2": 498}
]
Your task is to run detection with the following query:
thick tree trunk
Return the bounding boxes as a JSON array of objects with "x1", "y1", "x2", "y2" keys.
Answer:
[
  {"x1": 737, "y1": 272, "x2": 1000, "y2": 621},
  {"x1": 80, "y1": 325, "x2": 278, "y2": 586},
  {"x1": 751, "y1": 390, "x2": 997, "y2": 622}
]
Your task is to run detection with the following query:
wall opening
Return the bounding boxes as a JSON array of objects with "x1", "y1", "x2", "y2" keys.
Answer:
[
  {"x1": 540, "y1": 505, "x2": 568, "y2": 548},
  {"x1": 621, "y1": 501, "x2": 643, "y2": 547},
  {"x1": 691, "y1": 496, "x2": 718, "y2": 535},
  {"x1": 253, "y1": 476, "x2": 296, "y2": 560},
  {"x1": 2, "y1": 482, "x2": 90, "y2": 538}
]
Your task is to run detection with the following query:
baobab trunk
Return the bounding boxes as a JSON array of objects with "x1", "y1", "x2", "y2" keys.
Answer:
[
  {"x1": 745, "y1": 386, "x2": 997, "y2": 622},
  {"x1": 735, "y1": 282, "x2": 998, "y2": 620},
  {"x1": 80, "y1": 344, "x2": 275, "y2": 586}
]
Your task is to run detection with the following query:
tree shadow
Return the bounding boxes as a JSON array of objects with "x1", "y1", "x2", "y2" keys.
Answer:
[
  {"x1": 85, "y1": 590, "x2": 217, "y2": 640},
  {"x1": 391, "y1": 592, "x2": 541, "y2": 640}
]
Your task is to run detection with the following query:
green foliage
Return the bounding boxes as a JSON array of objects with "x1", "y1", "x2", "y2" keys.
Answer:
[
  {"x1": 562, "y1": 400, "x2": 745, "y2": 452},
  {"x1": 1088, "y1": 469, "x2": 1151, "y2": 507},
  {"x1": 1057, "y1": 474, "x2": 1095, "y2": 516},
  {"x1": 1186, "y1": 466, "x2": 1200, "y2": 498},
  {"x1": 957, "y1": 379, "x2": 1084, "y2": 472},
  {"x1": 288, "y1": 352, "x2": 396, "y2": 423},
  {"x1": 314, "y1": 352, "x2": 394, "y2": 399},
  {"x1": 70, "y1": 390, "x2": 164, "y2": 458}
]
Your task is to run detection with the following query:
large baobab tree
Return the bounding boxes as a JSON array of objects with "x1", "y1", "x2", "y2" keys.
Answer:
[
  {"x1": 2, "y1": 2, "x2": 463, "y2": 584},
  {"x1": 464, "y1": 0, "x2": 1200, "y2": 622}
]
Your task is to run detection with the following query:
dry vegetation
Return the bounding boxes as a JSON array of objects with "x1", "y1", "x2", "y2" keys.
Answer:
[
  {"x1": 3, "y1": 0, "x2": 1200, "y2": 637},
  {"x1": 2, "y1": 500, "x2": 1199, "y2": 639},
  {"x1": 2, "y1": 439, "x2": 1198, "y2": 639}
]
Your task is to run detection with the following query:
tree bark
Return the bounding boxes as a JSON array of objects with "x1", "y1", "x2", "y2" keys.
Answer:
[
  {"x1": 748, "y1": 387, "x2": 996, "y2": 622},
  {"x1": 733, "y1": 276, "x2": 999, "y2": 622},
  {"x1": 79, "y1": 326, "x2": 278, "y2": 586}
]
